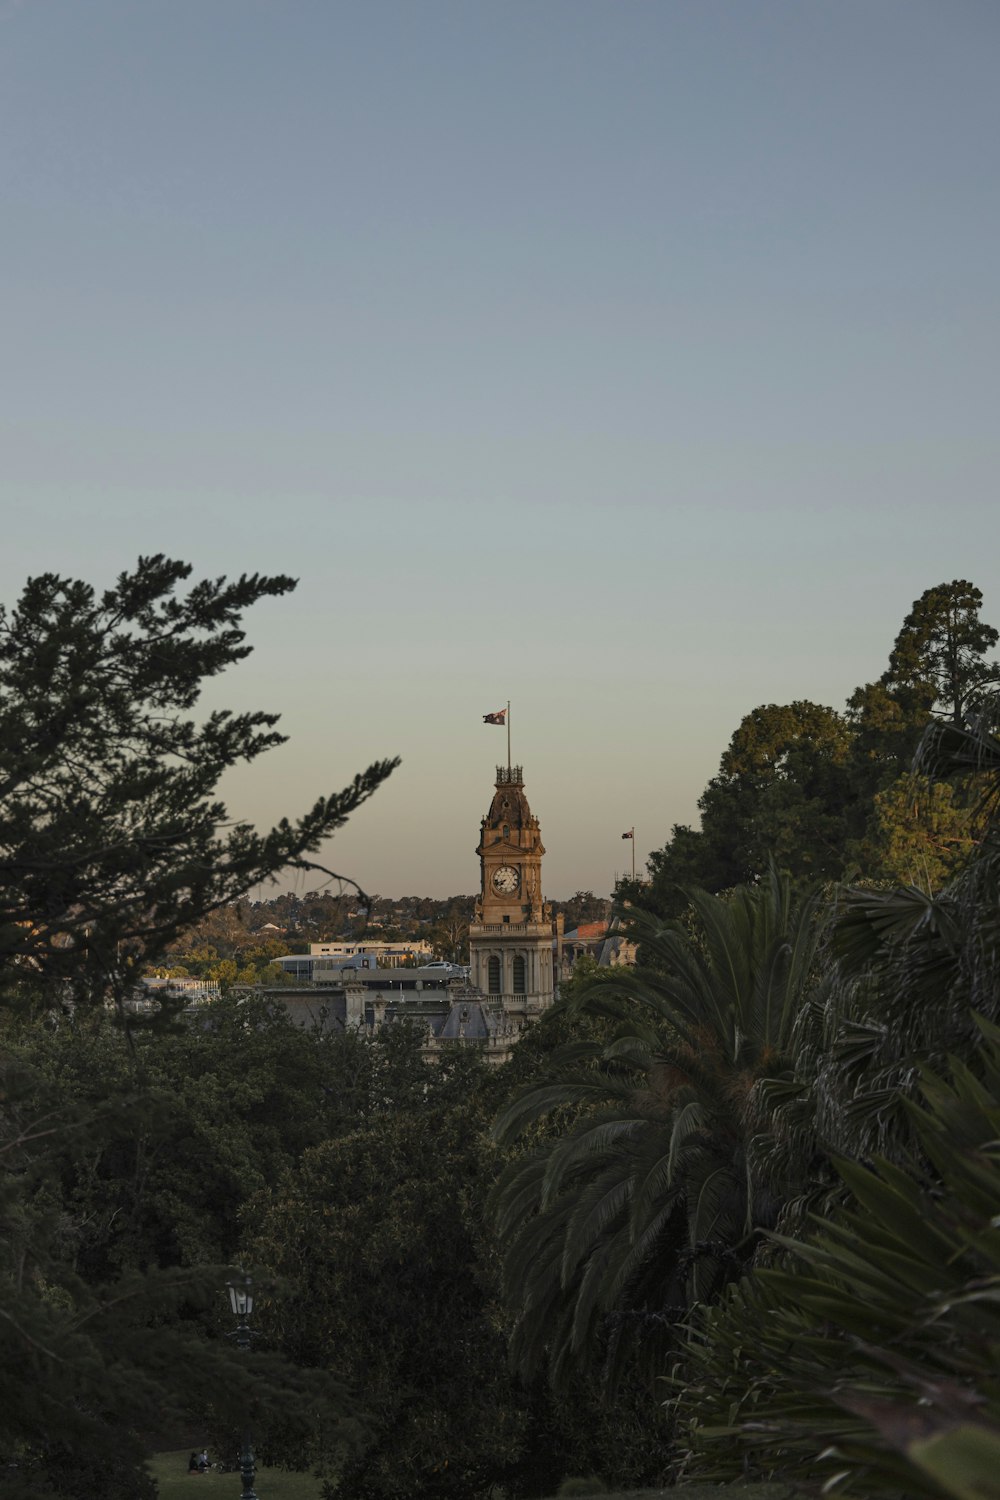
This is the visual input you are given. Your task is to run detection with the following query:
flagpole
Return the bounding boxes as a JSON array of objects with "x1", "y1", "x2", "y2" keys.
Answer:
[
  {"x1": 507, "y1": 700, "x2": 511, "y2": 774},
  {"x1": 631, "y1": 828, "x2": 635, "y2": 881}
]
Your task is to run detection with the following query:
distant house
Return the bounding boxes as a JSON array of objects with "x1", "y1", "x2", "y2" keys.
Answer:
[
  {"x1": 555, "y1": 917, "x2": 636, "y2": 980},
  {"x1": 555, "y1": 920, "x2": 608, "y2": 980}
]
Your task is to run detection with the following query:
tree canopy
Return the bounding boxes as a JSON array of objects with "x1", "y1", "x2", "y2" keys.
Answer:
[
  {"x1": 0, "y1": 556, "x2": 397, "y2": 1008},
  {"x1": 637, "y1": 581, "x2": 1000, "y2": 911},
  {"x1": 884, "y1": 578, "x2": 1000, "y2": 725},
  {"x1": 0, "y1": 557, "x2": 397, "y2": 1497}
]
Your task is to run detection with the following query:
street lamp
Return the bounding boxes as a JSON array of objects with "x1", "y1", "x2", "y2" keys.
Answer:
[{"x1": 226, "y1": 1273, "x2": 260, "y2": 1500}]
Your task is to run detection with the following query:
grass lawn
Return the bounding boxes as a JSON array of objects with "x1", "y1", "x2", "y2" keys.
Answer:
[
  {"x1": 149, "y1": 1451, "x2": 324, "y2": 1499},
  {"x1": 150, "y1": 1455, "x2": 789, "y2": 1500},
  {"x1": 557, "y1": 1489, "x2": 789, "y2": 1500}
]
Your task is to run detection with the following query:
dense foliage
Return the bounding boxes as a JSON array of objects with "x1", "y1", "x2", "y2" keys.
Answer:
[
  {"x1": 251, "y1": 1029, "x2": 573, "y2": 1499},
  {"x1": 658, "y1": 709, "x2": 1000, "y2": 1499},
  {"x1": 488, "y1": 630, "x2": 1000, "y2": 1499},
  {"x1": 671, "y1": 1021, "x2": 1000, "y2": 1500},
  {"x1": 5, "y1": 562, "x2": 1000, "y2": 1500},
  {"x1": 491, "y1": 870, "x2": 827, "y2": 1392},
  {"x1": 0, "y1": 981, "x2": 367, "y2": 1497},
  {"x1": 0, "y1": 559, "x2": 396, "y2": 1497},
  {"x1": 1, "y1": 997, "x2": 668, "y2": 1500}
]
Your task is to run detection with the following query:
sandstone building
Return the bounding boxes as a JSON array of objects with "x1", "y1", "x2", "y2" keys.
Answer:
[{"x1": 468, "y1": 764, "x2": 555, "y2": 1023}]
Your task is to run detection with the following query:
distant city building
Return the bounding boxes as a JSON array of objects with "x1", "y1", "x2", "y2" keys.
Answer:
[
  {"x1": 273, "y1": 938, "x2": 433, "y2": 982},
  {"x1": 310, "y1": 939, "x2": 432, "y2": 965},
  {"x1": 555, "y1": 918, "x2": 636, "y2": 981},
  {"x1": 555, "y1": 919, "x2": 608, "y2": 980},
  {"x1": 141, "y1": 975, "x2": 220, "y2": 997},
  {"x1": 132, "y1": 975, "x2": 220, "y2": 1013}
]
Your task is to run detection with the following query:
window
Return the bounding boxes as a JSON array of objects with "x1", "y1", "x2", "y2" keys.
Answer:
[
  {"x1": 488, "y1": 956, "x2": 501, "y2": 994},
  {"x1": 503, "y1": 824, "x2": 510, "y2": 840},
  {"x1": 512, "y1": 955, "x2": 526, "y2": 994}
]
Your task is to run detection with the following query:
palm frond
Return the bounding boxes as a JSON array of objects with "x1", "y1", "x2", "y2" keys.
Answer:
[
  {"x1": 541, "y1": 1115, "x2": 642, "y2": 1207},
  {"x1": 491, "y1": 864, "x2": 828, "y2": 1393},
  {"x1": 561, "y1": 1171, "x2": 634, "y2": 1284},
  {"x1": 492, "y1": 1076, "x2": 634, "y2": 1146}
]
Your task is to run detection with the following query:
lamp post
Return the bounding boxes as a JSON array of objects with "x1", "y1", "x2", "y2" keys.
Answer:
[{"x1": 226, "y1": 1274, "x2": 260, "y2": 1500}]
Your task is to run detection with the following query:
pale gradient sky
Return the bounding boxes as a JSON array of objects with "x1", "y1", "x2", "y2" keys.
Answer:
[{"x1": 2, "y1": 1, "x2": 998, "y2": 898}]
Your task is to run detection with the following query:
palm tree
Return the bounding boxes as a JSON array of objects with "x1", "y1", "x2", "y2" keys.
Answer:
[{"x1": 491, "y1": 866, "x2": 828, "y2": 1391}]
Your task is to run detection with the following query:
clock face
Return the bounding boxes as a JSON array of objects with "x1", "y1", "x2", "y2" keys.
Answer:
[{"x1": 492, "y1": 864, "x2": 520, "y2": 895}]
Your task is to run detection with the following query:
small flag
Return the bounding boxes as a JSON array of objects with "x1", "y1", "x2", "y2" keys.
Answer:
[
  {"x1": 621, "y1": 830, "x2": 634, "y2": 839},
  {"x1": 483, "y1": 708, "x2": 507, "y2": 725}
]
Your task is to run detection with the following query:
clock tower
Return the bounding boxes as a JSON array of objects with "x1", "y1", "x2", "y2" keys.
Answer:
[{"x1": 469, "y1": 765, "x2": 554, "y2": 1023}]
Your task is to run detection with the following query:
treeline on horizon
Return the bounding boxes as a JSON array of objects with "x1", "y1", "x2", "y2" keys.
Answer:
[
  {"x1": 155, "y1": 890, "x2": 612, "y2": 985},
  {"x1": 236, "y1": 889, "x2": 611, "y2": 933},
  {"x1": 3, "y1": 559, "x2": 1000, "y2": 1500},
  {"x1": 624, "y1": 577, "x2": 1000, "y2": 916}
]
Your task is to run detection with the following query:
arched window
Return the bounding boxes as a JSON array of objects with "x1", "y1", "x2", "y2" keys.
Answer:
[
  {"x1": 488, "y1": 956, "x2": 501, "y2": 994},
  {"x1": 512, "y1": 955, "x2": 526, "y2": 994},
  {"x1": 503, "y1": 823, "x2": 510, "y2": 840}
]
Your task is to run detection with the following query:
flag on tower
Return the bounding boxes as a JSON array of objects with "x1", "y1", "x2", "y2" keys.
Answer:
[
  {"x1": 621, "y1": 830, "x2": 634, "y2": 839},
  {"x1": 483, "y1": 708, "x2": 507, "y2": 725}
]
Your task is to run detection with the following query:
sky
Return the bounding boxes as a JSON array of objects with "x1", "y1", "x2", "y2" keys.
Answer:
[{"x1": 2, "y1": 1, "x2": 998, "y2": 899}]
